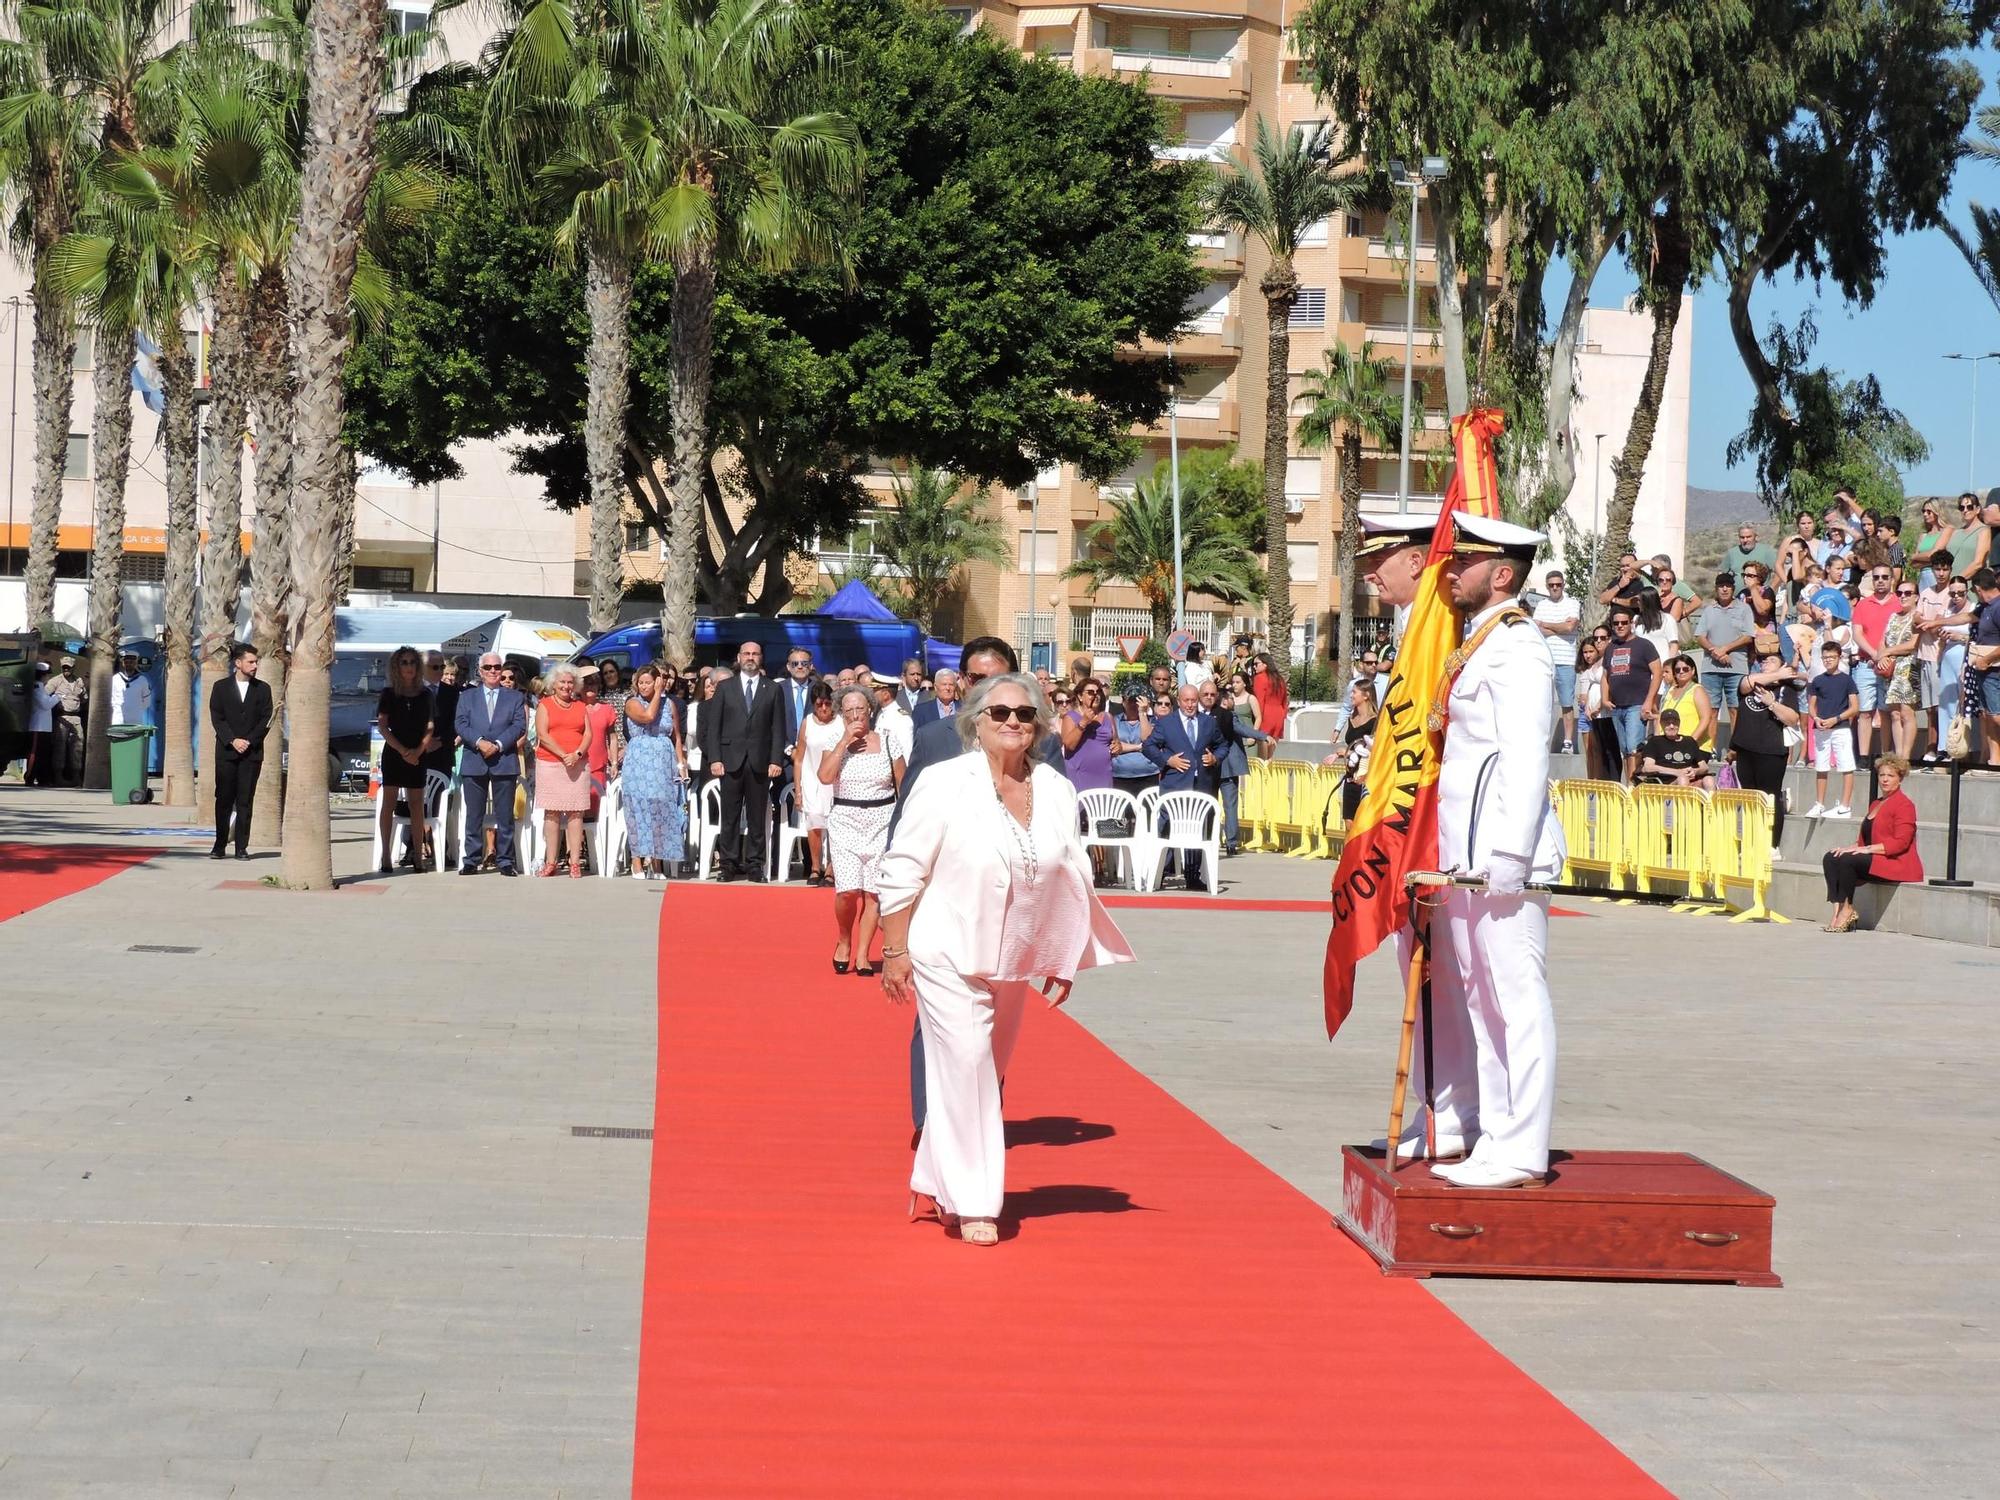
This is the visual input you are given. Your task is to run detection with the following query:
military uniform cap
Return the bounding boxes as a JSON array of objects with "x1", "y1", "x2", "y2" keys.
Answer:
[
  {"x1": 1449, "y1": 512, "x2": 1545, "y2": 563},
  {"x1": 1353, "y1": 514, "x2": 1440, "y2": 559}
]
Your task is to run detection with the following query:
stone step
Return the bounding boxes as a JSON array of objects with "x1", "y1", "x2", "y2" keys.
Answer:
[
  {"x1": 1779, "y1": 811, "x2": 2000, "y2": 886},
  {"x1": 1768, "y1": 862, "x2": 2000, "y2": 946}
]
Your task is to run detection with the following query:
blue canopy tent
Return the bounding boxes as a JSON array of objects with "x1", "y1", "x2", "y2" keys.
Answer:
[{"x1": 815, "y1": 581, "x2": 901, "y2": 623}]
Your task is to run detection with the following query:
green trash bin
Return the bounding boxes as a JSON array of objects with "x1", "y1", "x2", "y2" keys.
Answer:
[{"x1": 108, "y1": 724, "x2": 155, "y2": 804}]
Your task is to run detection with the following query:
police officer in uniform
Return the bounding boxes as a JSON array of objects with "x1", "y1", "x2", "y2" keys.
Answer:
[
  {"x1": 1429, "y1": 513, "x2": 1566, "y2": 1188},
  {"x1": 1352, "y1": 515, "x2": 1480, "y2": 1163}
]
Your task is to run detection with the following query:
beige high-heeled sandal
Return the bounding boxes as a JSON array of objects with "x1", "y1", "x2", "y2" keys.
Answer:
[{"x1": 958, "y1": 1218, "x2": 999, "y2": 1246}]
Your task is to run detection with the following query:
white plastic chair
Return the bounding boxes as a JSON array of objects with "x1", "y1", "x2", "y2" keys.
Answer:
[
  {"x1": 695, "y1": 780, "x2": 724, "y2": 880},
  {"x1": 371, "y1": 769, "x2": 451, "y2": 873},
  {"x1": 1077, "y1": 787, "x2": 1148, "y2": 891},
  {"x1": 771, "y1": 783, "x2": 812, "y2": 882},
  {"x1": 596, "y1": 778, "x2": 628, "y2": 879},
  {"x1": 1144, "y1": 789, "x2": 1223, "y2": 894}
]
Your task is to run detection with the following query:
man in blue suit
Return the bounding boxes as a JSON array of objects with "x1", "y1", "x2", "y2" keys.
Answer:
[
  {"x1": 909, "y1": 668, "x2": 960, "y2": 730},
  {"x1": 454, "y1": 652, "x2": 529, "y2": 875},
  {"x1": 1143, "y1": 679, "x2": 1223, "y2": 887}
]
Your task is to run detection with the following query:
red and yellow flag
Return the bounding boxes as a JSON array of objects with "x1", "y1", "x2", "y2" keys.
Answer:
[{"x1": 1321, "y1": 408, "x2": 1505, "y2": 1038}]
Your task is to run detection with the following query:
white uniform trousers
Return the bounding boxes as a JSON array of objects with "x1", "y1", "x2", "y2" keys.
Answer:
[
  {"x1": 1439, "y1": 888, "x2": 1556, "y2": 1174},
  {"x1": 908, "y1": 958, "x2": 1030, "y2": 1220},
  {"x1": 1394, "y1": 920, "x2": 1480, "y2": 1140}
]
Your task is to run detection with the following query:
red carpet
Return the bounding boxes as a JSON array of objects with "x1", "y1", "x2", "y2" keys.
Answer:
[
  {"x1": 0, "y1": 841, "x2": 160, "y2": 922},
  {"x1": 634, "y1": 885, "x2": 1662, "y2": 1498}
]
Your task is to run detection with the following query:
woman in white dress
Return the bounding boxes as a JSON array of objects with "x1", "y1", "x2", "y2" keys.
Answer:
[
  {"x1": 877, "y1": 673, "x2": 1134, "y2": 1246},
  {"x1": 791, "y1": 682, "x2": 844, "y2": 886},
  {"x1": 820, "y1": 685, "x2": 906, "y2": 976}
]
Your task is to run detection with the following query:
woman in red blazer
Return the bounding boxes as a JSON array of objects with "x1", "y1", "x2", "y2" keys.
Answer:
[{"x1": 1821, "y1": 755, "x2": 1923, "y2": 932}]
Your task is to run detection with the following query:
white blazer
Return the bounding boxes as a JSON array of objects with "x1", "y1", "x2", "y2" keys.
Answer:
[
  {"x1": 878, "y1": 753, "x2": 1134, "y2": 981},
  {"x1": 1437, "y1": 600, "x2": 1566, "y2": 882}
]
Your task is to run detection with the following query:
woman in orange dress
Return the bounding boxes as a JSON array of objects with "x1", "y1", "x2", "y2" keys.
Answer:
[{"x1": 534, "y1": 664, "x2": 591, "y2": 877}]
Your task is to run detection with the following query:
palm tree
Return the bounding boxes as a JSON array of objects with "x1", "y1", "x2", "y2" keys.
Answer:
[
  {"x1": 1065, "y1": 471, "x2": 1263, "y2": 641},
  {"x1": 1294, "y1": 341, "x2": 1403, "y2": 675},
  {"x1": 1207, "y1": 117, "x2": 1358, "y2": 671},
  {"x1": 874, "y1": 467, "x2": 1008, "y2": 634},
  {"x1": 0, "y1": 8, "x2": 93, "y2": 630},
  {"x1": 1945, "y1": 104, "x2": 2000, "y2": 317},
  {"x1": 278, "y1": 0, "x2": 383, "y2": 891}
]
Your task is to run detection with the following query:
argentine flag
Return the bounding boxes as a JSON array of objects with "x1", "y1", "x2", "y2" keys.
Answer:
[{"x1": 131, "y1": 332, "x2": 166, "y2": 415}]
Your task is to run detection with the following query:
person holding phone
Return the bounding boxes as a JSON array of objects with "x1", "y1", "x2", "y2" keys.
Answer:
[{"x1": 821, "y1": 685, "x2": 906, "y2": 975}]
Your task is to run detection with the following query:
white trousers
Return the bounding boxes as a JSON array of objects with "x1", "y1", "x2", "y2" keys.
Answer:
[
  {"x1": 1439, "y1": 889, "x2": 1556, "y2": 1174},
  {"x1": 909, "y1": 959, "x2": 1030, "y2": 1219},
  {"x1": 1395, "y1": 921, "x2": 1479, "y2": 1140}
]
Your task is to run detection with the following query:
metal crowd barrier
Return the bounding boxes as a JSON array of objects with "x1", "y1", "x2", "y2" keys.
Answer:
[{"x1": 1550, "y1": 777, "x2": 1780, "y2": 921}]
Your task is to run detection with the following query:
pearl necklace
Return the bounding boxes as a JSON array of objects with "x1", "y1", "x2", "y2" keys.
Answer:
[{"x1": 994, "y1": 775, "x2": 1038, "y2": 887}]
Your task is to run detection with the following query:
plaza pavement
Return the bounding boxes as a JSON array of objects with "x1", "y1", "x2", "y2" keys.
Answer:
[{"x1": 1, "y1": 782, "x2": 1994, "y2": 1497}]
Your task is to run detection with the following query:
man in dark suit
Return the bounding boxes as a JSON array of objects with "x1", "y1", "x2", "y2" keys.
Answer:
[
  {"x1": 893, "y1": 657, "x2": 931, "y2": 715},
  {"x1": 454, "y1": 653, "x2": 529, "y2": 875},
  {"x1": 909, "y1": 668, "x2": 960, "y2": 730},
  {"x1": 698, "y1": 639, "x2": 788, "y2": 880},
  {"x1": 208, "y1": 642, "x2": 274, "y2": 860},
  {"x1": 772, "y1": 645, "x2": 816, "y2": 814},
  {"x1": 1143, "y1": 680, "x2": 1223, "y2": 887}
]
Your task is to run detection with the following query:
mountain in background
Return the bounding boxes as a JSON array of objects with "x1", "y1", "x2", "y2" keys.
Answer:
[{"x1": 1686, "y1": 486, "x2": 1766, "y2": 531}]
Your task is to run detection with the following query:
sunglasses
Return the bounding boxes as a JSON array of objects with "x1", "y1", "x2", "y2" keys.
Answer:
[
  {"x1": 981, "y1": 704, "x2": 1039, "y2": 725},
  {"x1": 1673, "y1": 664, "x2": 1693, "y2": 673},
  {"x1": 479, "y1": 663, "x2": 503, "y2": 671},
  {"x1": 1896, "y1": 588, "x2": 1917, "y2": 597}
]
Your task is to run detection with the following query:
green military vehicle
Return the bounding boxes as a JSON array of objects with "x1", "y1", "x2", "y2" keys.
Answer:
[{"x1": 0, "y1": 630, "x2": 42, "y2": 768}]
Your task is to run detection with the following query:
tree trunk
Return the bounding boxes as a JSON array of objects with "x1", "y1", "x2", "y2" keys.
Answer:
[
  {"x1": 662, "y1": 247, "x2": 717, "y2": 668},
  {"x1": 22, "y1": 277, "x2": 77, "y2": 631},
  {"x1": 197, "y1": 280, "x2": 251, "y2": 798},
  {"x1": 280, "y1": 0, "x2": 383, "y2": 891},
  {"x1": 1542, "y1": 221, "x2": 1609, "y2": 512},
  {"x1": 159, "y1": 339, "x2": 199, "y2": 807},
  {"x1": 1594, "y1": 216, "x2": 1689, "y2": 604},
  {"x1": 336, "y1": 447, "x2": 357, "y2": 601},
  {"x1": 1432, "y1": 184, "x2": 1470, "y2": 420},
  {"x1": 83, "y1": 329, "x2": 136, "y2": 790},
  {"x1": 1260, "y1": 255, "x2": 1297, "y2": 672},
  {"x1": 584, "y1": 242, "x2": 632, "y2": 635},
  {"x1": 248, "y1": 268, "x2": 294, "y2": 846},
  {"x1": 1336, "y1": 430, "x2": 1361, "y2": 674}
]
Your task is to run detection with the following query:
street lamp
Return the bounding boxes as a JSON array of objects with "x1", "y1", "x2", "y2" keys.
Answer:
[
  {"x1": 1589, "y1": 432, "x2": 1607, "y2": 594},
  {"x1": 1168, "y1": 340, "x2": 1184, "y2": 636},
  {"x1": 1390, "y1": 154, "x2": 1447, "y2": 514},
  {"x1": 1943, "y1": 351, "x2": 2000, "y2": 490}
]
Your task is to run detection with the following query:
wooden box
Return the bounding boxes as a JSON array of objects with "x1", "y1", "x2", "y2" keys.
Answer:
[{"x1": 1336, "y1": 1146, "x2": 1780, "y2": 1286}]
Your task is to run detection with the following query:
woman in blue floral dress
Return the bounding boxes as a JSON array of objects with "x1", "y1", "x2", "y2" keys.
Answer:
[{"x1": 620, "y1": 663, "x2": 687, "y2": 878}]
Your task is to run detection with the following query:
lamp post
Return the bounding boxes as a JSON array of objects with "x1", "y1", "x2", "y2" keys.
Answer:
[
  {"x1": 1944, "y1": 351, "x2": 2000, "y2": 490},
  {"x1": 1168, "y1": 340, "x2": 1184, "y2": 635},
  {"x1": 1025, "y1": 473, "x2": 1039, "y2": 671},
  {"x1": 4, "y1": 296, "x2": 24, "y2": 577},
  {"x1": 1589, "y1": 431, "x2": 1607, "y2": 595},
  {"x1": 1390, "y1": 155, "x2": 1447, "y2": 514}
]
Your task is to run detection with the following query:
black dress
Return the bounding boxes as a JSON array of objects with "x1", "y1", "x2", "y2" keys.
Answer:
[{"x1": 377, "y1": 688, "x2": 436, "y2": 789}]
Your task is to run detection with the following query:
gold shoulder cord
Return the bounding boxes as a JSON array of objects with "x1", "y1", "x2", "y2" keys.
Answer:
[{"x1": 1425, "y1": 607, "x2": 1529, "y2": 735}]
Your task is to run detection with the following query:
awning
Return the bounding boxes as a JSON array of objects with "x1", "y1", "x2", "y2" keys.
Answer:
[{"x1": 1017, "y1": 7, "x2": 1080, "y2": 28}]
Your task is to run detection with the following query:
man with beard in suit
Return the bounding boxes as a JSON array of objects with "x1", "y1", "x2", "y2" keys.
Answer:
[{"x1": 698, "y1": 640, "x2": 788, "y2": 880}]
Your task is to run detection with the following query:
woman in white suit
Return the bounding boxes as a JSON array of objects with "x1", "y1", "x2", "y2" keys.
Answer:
[{"x1": 877, "y1": 673, "x2": 1134, "y2": 1245}]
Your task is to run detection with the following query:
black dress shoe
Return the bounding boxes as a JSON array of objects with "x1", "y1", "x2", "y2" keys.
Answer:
[
  {"x1": 209, "y1": 848, "x2": 226, "y2": 861},
  {"x1": 744, "y1": 870, "x2": 766, "y2": 883},
  {"x1": 498, "y1": 865, "x2": 518, "y2": 878},
  {"x1": 233, "y1": 850, "x2": 250, "y2": 861},
  {"x1": 460, "y1": 864, "x2": 480, "y2": 876}
]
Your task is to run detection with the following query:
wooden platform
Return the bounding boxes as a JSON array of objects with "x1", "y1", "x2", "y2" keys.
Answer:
[{"x1": 1336, "y1": 1146, "x2": 1780, "y2": 1287}]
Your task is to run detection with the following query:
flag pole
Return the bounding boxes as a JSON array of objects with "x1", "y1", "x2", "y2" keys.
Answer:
[{"x1": 1384, "y1": 907, "x2": 1427, "y2": 1172}]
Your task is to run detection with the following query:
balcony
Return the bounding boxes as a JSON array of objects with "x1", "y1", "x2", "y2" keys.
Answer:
[
  {"x1": 1360, "y1": 490, "x2": 1443, "y2": 516},
  {"x1": 1138, "y1": 397, "x2": 1239, "y2": 442},
  {"x1": 1189, "y1": 228, "x2": 1244, "y2": 272},
  {"x1": 1153, "y1": 139, "x2": 1240, "y2": 164},
  {"x1": 1357, "y1": 322, "x2": 1445, "y2": 365},
  {"x1": 1155, "y1": 312, "x2": 1241, "y2": 359},
  {"x1": 1337, "y1": 235, "x2": 1437, "y2": 284},
  {"x1": 1084, "y1": 45, "x2": 1249, "y2": 102}
]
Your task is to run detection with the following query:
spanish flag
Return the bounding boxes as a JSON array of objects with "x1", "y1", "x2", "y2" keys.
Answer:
[{"x1": 1321, "y1": 408, "x2": 1505, "y2": 1038}]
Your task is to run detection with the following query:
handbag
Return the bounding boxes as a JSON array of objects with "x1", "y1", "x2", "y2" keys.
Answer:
[
  {"x1": 1946, "y1": 713, "x2": 1973, "y2": 761},
  {"x1": 1715, "y1": 762, "x2": 1740, "y2": 790},
  {"x1": 1782, "y1": 723, "x2": 1804, "y2": 750}
]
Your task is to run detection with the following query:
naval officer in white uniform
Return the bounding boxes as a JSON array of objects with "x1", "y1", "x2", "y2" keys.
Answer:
[
  {"x1": 1353, "y1": 515, "x2": 1480, "y2": 1163},
  {"x1": 1430, "y1": 513, "x2": 1566, "y2": 1189}
]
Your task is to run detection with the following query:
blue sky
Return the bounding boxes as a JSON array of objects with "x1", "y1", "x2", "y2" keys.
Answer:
[{"x1": 1575, "y1": 64, "x2": 2000, "y2": 499}]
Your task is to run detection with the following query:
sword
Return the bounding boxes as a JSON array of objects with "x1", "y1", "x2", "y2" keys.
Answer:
[{"x1": 1404, "y1": 869, "x2": 1728, "y2": 907}]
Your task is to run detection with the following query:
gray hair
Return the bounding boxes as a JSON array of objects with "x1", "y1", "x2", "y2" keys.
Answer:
[
  {"x1": 545, "y1": 664, "x2": 581, "y2": 691},
  {"x1": 955, "y1": 672, "x2": 1053, "y2": 764},
  {"x1": 832, "y1": 684, "x2": 874, "y2": 721}
]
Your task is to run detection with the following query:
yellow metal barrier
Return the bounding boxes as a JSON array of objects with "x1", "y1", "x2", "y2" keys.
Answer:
[
  {"x1": 1708, "y1": 788, "x2": 1788, "y2": 923},
  {"x1": 1238, "y1": 759, "x2": 1270, "y2": 848},
  {"x1": 1289, "y1": 763, "x2": 1346, "y2": 858},
  {"x1": 1628, "y1": 784, "x2": 1713, "y2": 902},
  {"x1": 1550, "y1": 779, "x2": 1632, "y2": 886}
]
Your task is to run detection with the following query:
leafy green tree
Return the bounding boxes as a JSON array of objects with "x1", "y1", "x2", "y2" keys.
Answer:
[
  {"x1": 1137, "y1": 445, "x2": 1263, "y2": 552},
  {"x1": 1293, "y1": 341, "x2": 1402, "y2": 673},
  {"x1": 873, "y1": 467, "x2": 1007, "y2": 634},
  {"x1": 1207, "y1": 117, "x2": 1358, "y2": 671},
  {"x1": 1065, "y1": 471, "x2": 1263, "y2": 641},
  {"x1": 347, "y1": 2, "x2": 1200, "y2": 618}
]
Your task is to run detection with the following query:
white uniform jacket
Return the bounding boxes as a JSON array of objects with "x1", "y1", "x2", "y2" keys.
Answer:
[
  {"x1": 878, "y1": 753, "x2": 1135, "y2": 981},
  {"x1": 1437, "y1": 600, "x2": 1566, "y2": 882}
]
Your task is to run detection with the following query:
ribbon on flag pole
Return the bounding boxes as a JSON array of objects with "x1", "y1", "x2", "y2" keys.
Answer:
[{"x1": 1321, "y1": 408, "x2": 1505, "y2": 1038}]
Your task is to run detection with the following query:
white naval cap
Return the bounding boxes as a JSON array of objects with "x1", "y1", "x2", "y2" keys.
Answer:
[
  {"x1": 1352, "y1": 514, "x2": 1440, "y2": 559},
  {"x1": 1448, "y1": 511, "x2": 1546, "y2": 563}
]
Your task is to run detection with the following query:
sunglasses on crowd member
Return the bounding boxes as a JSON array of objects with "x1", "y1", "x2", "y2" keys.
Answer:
[
  {"x1": 1872, "y1": 571, "x2": 1892, "y2": 581},
  {"x1": 1963, "y1": 500, "x2": 1980, "y2": 512},
  {"x1": 1672, "y1": 662, "x2": 1694, "y2": 674},
  {"x1": 1896, "y1": 586, "x2": 1917, "y2": 598},
  {"x1": 980, "y1": 704, "x2": 1039, "y2": 725},
  {"x1": 1610, "y1": 616, "x2": 1633, "y2": 629},
  {"x1": 1949, "y1": 587, "x2": 1969, "y2": 598}
]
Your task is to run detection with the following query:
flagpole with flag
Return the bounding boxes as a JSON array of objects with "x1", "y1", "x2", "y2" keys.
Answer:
[{"x1": 1321, "y1": 408, "x2": 1505, "y2": 1041}]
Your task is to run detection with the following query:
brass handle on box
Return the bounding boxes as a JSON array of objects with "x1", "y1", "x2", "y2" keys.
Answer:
[
  {"x1": 1684, "y1": 1230, "x2": 1739, "y2": 1246},
  {"x1": 1428, "y1": 1222, "x2": 1483, "y2": 1239}
]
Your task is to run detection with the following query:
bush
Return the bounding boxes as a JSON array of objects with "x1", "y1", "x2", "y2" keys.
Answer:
[
  {"x1": 1137, "y1": 638, "x2": 1172, "y2": 670},
  {"x1": 1288, "y1": 661, "x2": 1338, "y2": 702},
  {"x1": 1109, "y1": 662, "x2": 1151, "y2": 696}
]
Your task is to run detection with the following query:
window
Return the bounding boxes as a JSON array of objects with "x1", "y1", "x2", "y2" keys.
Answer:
[
  {"x1": 354, "y1": 565, "x2": 416, "y2": 591},
  {"x1": 387, "y1": 0, "x2": 432, "y2": 37},
  {"x1": 623, "y1": 521, "x2": 652, "y2": 553},
  {"x1": 1288, "y1": 543, "x2": 1320, "y2": 583},
  {"x1": 1018, "y1": 528, "x2": 1059, "y2": 573},
  {"x1": 72, "y1": 330, "x2": 94, "y2": 372},
  {"x1": 1126, "y1": 23, "x2": 1170, "y2": 51},
  {"x1": 119, "y1": 552, "x2": 165, "y2": 583},
  {"x1": 1036, "y1": 461, "x2": 1063, "y2": 490},
  {"x1": 1188, "y1": 27, "x2": 1237, "y2": 60},
  {"x1": 1342, "y1": 288, "x2": 1363, "y2": 325},
  {"x1": 819, "y1": 512, "x2": 890, "y2": 566},
  {"x1": 1299, "y1": 218, "x2": 1329, "y2": 247},
  {"x1": 1289, "y1": 288, "x2": 1327, "y2": 329},
  {"x1": 941, "y1": 5, "x2": 974, "y2": 34},
  {"x1": 64, "y1": 433, "x2": 88, "y2": 480},
  {"x1": 1284, "y1": 457, "x2": 1322, "y2": 497},
  {"x1": 355, "y1": 455, "x2": 411, "y2": 488}
]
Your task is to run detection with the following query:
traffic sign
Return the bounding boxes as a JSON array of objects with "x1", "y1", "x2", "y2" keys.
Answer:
[
  {"x1": 1165, "y1": 629, "x2": 1195, "y2": 661},
  {"x1": 1116, "y1": 634, "x2": 1147, "y2": 663}
]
